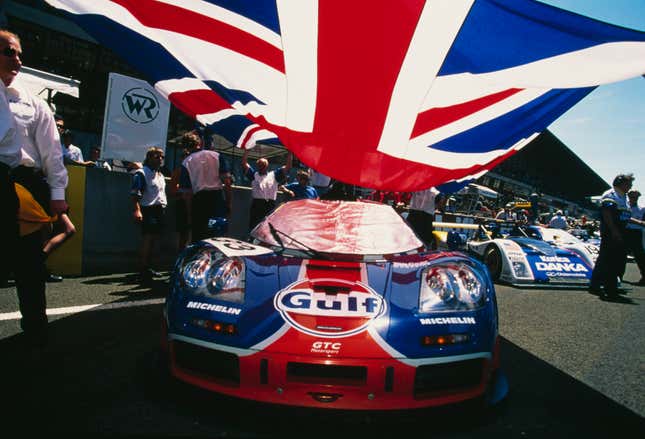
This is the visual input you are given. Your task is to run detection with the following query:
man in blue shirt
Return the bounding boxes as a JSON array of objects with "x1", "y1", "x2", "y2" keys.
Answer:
[{"x1": 282, "y1": 170, "x2": 319, "y2": 201}]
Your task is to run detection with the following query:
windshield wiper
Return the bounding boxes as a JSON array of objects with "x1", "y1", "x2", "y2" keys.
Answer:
[
  {"x1": 268, "y1": 222, "x2": 328, "y2": 260},
  {"x1": 268, "y1": 222, "x2": 286, "y2": 253}
]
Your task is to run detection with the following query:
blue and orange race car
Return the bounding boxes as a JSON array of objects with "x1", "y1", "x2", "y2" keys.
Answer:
[{"x1": 162, "y1": 200, "x2": 507, "y2": 410}]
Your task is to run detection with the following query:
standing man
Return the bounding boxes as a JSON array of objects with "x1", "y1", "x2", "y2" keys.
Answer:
[
  {"x1": 242, "y1": 148, "x2": 292, "y2": 232},
  {"x1": 406, "y1": 186, "x2": 441, "y2": 248},
  {"x1": 0, "y1": 39, "x2": 22, "y2": 289},
  {"x1": 624, "y1": 190, "x2": 645, "y2": 285},
  {"x1": 2, "y1": 30, "x2": 69, "y2": 345},
  {"x1": 131, "y1": 147, "x2": 167, "y2": 281},
  {"x1": 589, "y1": 174, "x2": 645, "y2": 300},
  {"x1": 179, "y1": 131, "x2": 232, "y2": 242},
  {"x1": 529, "y1": 192, "x2": 540, "y2": 224}
]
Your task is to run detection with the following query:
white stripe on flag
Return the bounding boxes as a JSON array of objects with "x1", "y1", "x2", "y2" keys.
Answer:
[
  {"x1": 377, "y1": 0, "x2": 475, "y2": 158},
  {"x1": 277, "y1": 0, "x2": 318, "y2": 132},
  {"x1": 155, "y1": 0, "x2": 283, "y2": 48}
]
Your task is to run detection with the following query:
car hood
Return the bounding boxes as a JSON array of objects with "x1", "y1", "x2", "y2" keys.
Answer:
[{"x1": 508, "y1": 237, "x2": 567, "y2": 256}]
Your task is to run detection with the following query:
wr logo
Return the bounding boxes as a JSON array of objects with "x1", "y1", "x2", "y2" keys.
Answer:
[{"x1": 121, "y1": 87, "x2": 159, "y2": 124}]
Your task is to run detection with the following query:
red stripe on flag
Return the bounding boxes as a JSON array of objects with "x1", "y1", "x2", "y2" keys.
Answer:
[
  {"x1": 411, "y1": 88, "x2": 523, "y2": 138},
  {"x1": 111, "y1": 0, "x2": 285, "y2": 73},
  {"x1": 168, "y1": 89, "x2": 231, "y2": 118},
  {"x1": 313, "y1": 1, "x2": 425, "y2": 148},
  {"x1": 239, "y1": 125, "x2": 263, "y2": 149}
]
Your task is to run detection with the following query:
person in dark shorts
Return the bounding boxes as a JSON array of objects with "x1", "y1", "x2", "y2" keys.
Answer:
[{"x1": 131, "y1": 147, "x2": 167, "y2": 282}]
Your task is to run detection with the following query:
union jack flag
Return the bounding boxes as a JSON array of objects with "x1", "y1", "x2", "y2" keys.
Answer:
[{"x1": 45, "y1": 0, "x2": 645, "y2": 191}]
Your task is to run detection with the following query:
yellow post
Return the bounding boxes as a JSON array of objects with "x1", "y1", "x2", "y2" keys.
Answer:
[{"x1": 47, "y1": 165, "x2": 86, "y2": 275}]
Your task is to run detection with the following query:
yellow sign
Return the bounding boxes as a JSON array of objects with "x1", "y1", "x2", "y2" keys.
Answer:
[{"x1": 513, "y1": 202, "x2": 532, "y2": 208}]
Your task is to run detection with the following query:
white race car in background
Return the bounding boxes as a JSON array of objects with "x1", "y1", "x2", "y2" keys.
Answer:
[
  {"x1": 522, "y1": 225, "x2": 599, "y2": 268},
  {"x1": 432, "y1": 222, "x2": 594, "y2": 288}
]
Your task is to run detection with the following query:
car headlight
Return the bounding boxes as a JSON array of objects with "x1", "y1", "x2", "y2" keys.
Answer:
[
  {"x1": 512, "y1": 261, "x2": 530, "y2": 277},
  {"x1": 419, "y1": 263, "x2": 486, "y2": 312},
  {"x1": 178, "y1": 248, "x2": 245, "y2": 303}
]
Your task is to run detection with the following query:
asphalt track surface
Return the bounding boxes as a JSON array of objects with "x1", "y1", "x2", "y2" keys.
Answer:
[{"x1": 0, "y1": 265, "x2": 643, "y2": 437}]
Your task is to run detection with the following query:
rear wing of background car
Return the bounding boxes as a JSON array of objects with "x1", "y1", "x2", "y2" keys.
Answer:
[
  {"x1": 431, "y1": 222, "x2": 489, "y2": 250},
  {"x1": 430, "y1": 220, "x2": 528, "y2": 250}
]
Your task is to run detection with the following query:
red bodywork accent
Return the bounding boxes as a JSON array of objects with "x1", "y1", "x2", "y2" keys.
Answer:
[{"x1": 167, "y1": 342, "x2": 492, "y2": 410}]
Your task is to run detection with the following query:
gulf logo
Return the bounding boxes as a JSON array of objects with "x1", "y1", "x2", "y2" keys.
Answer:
[{"x1": 274, "y1": 278, "x2": 386, "y2": 338}]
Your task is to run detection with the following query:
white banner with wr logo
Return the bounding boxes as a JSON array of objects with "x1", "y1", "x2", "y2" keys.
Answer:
[{"x1": 101, "y1": 72, "x2": 170, "y2": 163}]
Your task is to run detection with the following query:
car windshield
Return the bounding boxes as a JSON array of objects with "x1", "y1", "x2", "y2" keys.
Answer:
[
  {"x1": 539, "y1": 228, "x2": 579, "y2": 243},
  {"x1": 251, "y1": 199, "x2": 423, "y2": 256}
]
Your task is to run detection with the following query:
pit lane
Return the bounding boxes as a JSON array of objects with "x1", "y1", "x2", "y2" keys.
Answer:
[{"x1": 0, "y1": 265, "x2": 643, "y2": 437}]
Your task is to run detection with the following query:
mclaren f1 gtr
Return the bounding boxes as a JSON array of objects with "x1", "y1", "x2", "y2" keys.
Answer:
[{"x1": 162, "y1": 200, "x2": 507, "y2": 410}]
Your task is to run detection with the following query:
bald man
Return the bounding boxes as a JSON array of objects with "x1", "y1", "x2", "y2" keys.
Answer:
[{"x1": 241, "y1": 149, "x2": 292, "y2": 232}]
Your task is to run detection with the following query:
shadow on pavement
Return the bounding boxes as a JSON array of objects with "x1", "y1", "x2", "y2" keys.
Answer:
[
  {"x1": 79, "y1": 272, "x2": 170, "y2": 298},
  {"x1": 0, "y1": 304, "x2": 643, "y2": 437}
]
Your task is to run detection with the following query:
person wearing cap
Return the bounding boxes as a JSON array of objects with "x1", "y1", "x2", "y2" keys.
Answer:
[
  {"x1": 548, "y1": 210, "x2": 568, "y2": 229},
  {"x1": 623, "y1": 189, "x2": 645, "y2": 285},
  {"x1": 590, "y1": 174, "x2": 645, "y2": 299}
]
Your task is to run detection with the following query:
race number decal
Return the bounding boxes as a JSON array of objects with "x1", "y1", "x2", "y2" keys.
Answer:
[{"x1": 203, "y1": 237, "x2": 273, "y2": 257}]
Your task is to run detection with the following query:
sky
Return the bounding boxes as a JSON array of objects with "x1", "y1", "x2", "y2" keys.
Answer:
[{"x1": 537, "y1": 0, "x2": 645, "y2": 196}]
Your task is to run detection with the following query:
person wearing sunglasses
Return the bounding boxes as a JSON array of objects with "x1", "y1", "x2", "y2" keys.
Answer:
[
  {"x1": 1, "y1": 30, "x2": 69, "y2": 347},
  {"x1": 0, "y1": 41, "x2": 22, "y2": 291}
]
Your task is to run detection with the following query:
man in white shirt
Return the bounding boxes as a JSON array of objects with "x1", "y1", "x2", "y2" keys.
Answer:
[
  {"x1": 242, "y1": 148, "x2": 292, "y2": 232},
  {"x1": 60, "y1": 129, "x2": 94, "y2": 167},
  {"x1": 548, "y1": 210, "x2": 568, "y2": 229},
  {"x1": 179, "y1": 131, "x2": 232, "y2": 242},
  {"x1": 0, "y1": 68, "x2": 22, "y2": 289},
  {"x1": 590, "y1": 174, "x2": 645, "y2": 299},
  {"x1": 1, "y1": 30, "x2": 69, "y2": 346},
  {"x1": 61, "y1": 129, "x2": 83, "y2": 163},
  {"x1": 406, "y1": 186, "x2": 441, "y2": 248}
]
